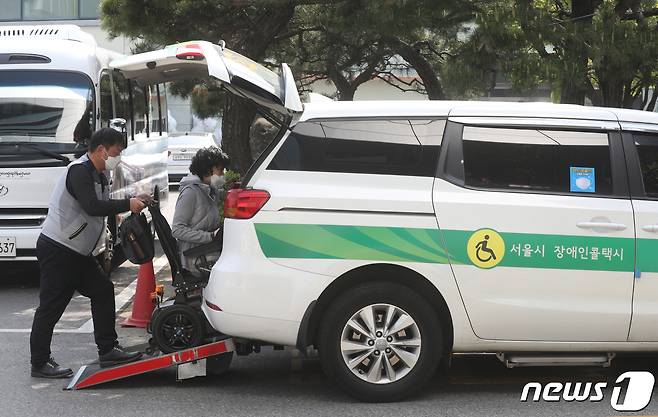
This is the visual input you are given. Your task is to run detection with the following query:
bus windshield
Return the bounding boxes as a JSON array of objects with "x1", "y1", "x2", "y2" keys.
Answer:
[{"x1": 0, "y1": 70, "x2": 94, "y2": 147}]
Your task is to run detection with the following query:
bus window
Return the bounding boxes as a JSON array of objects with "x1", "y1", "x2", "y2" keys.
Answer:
[
  {"x1": 99, "y1": 70, "x2": 112, "y2": 129},
  {"x1": 112, "y1": 70, "x2": 132, "y2": 139},
  {"x1": 132, "y1": 83, "x2": 148, "y2": 139},
  {"x1": 158, "y1": 83, "x2": 168, "y2": 134},
  {"x1": 150, "y1": 83, "x2": 168, "y2": 136},
  {"x1": 0, "y1": 70, "x2": 94, "y2": 145}
]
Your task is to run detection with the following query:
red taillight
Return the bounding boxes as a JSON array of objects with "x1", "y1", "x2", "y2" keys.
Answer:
[
  {"x1": 176, "y1": 44, "x2": 204, "y2": 61},
  {"x1": 224, "y1": 189, "x2": 270, "y2": 219},
  {"x1": 205, "y1": 299, "x2": 222, "y2": 311}
]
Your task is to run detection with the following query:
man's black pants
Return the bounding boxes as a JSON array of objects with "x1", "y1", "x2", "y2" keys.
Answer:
[{"x1": 30, "y1": 235, "x2": 118, "y2": 367}]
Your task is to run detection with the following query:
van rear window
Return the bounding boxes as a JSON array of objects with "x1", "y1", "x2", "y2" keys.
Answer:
[{"x1": 267, "y1": 119, "x2": 443, "y2": 177}]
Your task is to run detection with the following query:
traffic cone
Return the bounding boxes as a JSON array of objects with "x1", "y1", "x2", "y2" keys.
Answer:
[{"x1": 121, "y1": 260, "x2": 156, "y2": 328}]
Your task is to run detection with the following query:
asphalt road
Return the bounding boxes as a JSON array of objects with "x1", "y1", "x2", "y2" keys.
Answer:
[{"x1": 2, "y1": 189, "x2": 658, "y2": 416}]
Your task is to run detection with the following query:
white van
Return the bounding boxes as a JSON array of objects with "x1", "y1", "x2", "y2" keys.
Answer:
[
  {"x1": 0, "y1": 25, "x2": 169, "y2": 269},
  {"x1": 114, "y1": 40, "x2": 658, "y2": 402}
]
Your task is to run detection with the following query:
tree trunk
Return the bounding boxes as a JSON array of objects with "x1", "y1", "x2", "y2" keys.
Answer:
[
  {"x1": 337, "y1": 85, "x2": 356, "y2": 100},
  {"x1": 558, "y1": 0, "x2": 596, "y2": 105},
  {"x1": 222, "y1": 94, "x2": 257, "y2": 176},
  {"x1": 221, "y1": 4, "x2": 296, "y2": 176},
  {"x1": 328, "y1": 65, "x2": 358, "y2": 100},
  {"x1": 388, "y1": 38, "x2": 445, "y2": 100},
  {"x1": 382, "y1": 37, "x2": 446, "y2": 100}
]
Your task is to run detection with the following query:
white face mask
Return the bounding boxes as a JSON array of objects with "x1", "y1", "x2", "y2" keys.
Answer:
[
  {"x1": 210, "y1": 174, "x2": 225, "y2": 189},
  {"x1": 105, "y1": 155, "x2": 120, "y2": 171}
]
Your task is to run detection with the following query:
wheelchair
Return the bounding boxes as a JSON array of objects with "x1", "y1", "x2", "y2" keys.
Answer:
[{"x1": 145, "y1": 195, "x2": 224, "y2": 355}]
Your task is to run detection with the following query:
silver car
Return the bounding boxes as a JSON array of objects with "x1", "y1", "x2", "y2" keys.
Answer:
[{"x1": 167, "y1": 132, "x2": 218, "y2": 185}]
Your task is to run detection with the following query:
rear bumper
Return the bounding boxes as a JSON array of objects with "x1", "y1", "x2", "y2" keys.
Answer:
[
  {"x1": 167, "y1": 162, "x2": 189, "y2": 184},
  {"x1": 202, "y1": 305, "x2": 300, "y2": 347},
  {"x1": 201, "y1": 219, "x2": 329, "y2": 346},
  {"x1": 168, "y1": 173, "x2": 187, "y2": 184}
]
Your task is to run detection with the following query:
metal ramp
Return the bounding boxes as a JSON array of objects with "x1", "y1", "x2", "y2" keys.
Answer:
[{"x1": 65, "y1": 338, "x2": 235, "y2": 390}]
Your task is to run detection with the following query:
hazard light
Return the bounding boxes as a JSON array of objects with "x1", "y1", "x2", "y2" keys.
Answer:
[
  {"x1": 224, "y1": 189, "x2": 270, "y2": 219},
  {"x1": 176, "y1": 44, "x2": 204, "y2": 61}
]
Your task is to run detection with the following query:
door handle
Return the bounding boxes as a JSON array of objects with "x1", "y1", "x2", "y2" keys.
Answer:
[
  {"x1": 642, "y1": 224, "x2": 658, "y2": 233},
  {"x1": 576, "y1": 222, "x2": 627, "y2": 231}
]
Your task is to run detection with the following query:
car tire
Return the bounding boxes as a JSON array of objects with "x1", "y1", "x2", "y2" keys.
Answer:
[{"x1": 319, "y1": 282, "x2": 442, "y2": 402}]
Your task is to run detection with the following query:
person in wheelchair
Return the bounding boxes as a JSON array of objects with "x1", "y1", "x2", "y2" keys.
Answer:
[{"x1": 172, "y1": 147, "x2": 230, "y2": 276}]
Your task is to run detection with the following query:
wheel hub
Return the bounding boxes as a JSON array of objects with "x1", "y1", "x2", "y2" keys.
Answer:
[
  {"x1": 340, "y1": 303, "x2": 422, "y2": 385},
  {"x1": 374, "y1": 338, "x2": 387, "y2": 350}
]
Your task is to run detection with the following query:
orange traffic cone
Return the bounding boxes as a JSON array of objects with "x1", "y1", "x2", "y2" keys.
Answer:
[{"x1": 121, "y1": 261, "x2": 156, "y2": 328}]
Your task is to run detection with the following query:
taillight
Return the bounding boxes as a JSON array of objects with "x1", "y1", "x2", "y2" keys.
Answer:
[
  {"x1": 224, "y1": 189, "x2": 270, "y2": 219},
  {"x1": 176, "y1": 44, "x2": 204, "y2": 61}
]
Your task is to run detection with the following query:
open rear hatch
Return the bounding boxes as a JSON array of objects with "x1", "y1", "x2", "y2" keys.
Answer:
[{"x1": 109, "y1": 41, "x2": 302, "y2": 118}]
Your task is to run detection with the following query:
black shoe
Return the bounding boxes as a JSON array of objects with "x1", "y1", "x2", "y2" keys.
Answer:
[
  {"x1": 99, "y1": 345, "x2": 143, "y2": 368},
  {"x1": 31, "y1": 358, "x2": 73, "y2": 379}
]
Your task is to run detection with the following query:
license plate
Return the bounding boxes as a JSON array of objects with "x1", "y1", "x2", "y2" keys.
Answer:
[
  {"x1": 0, "y1": 236, "x2": 16, "y2": 257},
  {"x1": 173, "y1": 154, "x2": 192, "y2": 161}
]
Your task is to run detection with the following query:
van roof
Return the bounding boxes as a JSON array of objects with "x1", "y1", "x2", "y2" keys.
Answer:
[{"x1": 300, "y1": 100, "x2": 658, "y2": 126}]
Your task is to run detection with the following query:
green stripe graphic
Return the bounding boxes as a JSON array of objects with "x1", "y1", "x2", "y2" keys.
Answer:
[
  {"x1": 255, "y1": 224, "x2": 449, "y2": 263},
  {"x1": 254, "y1": 223, "x2": 658, "y2": 273}
]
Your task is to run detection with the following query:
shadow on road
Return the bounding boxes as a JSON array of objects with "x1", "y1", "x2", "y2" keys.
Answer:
[{"x1": 2, "y1": 262, "x2": 40, "y2": 288}]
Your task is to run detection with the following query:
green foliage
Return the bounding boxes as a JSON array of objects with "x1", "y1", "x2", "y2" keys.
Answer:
[
  {"x1": 274, "y1": 0, "x2": 477, "y2": 99},
  {"x1": 223, "y1": 169, "x2": 241, "y2": 191},
  {"x1": 190, "y1": 85, "x2": 226, "y2": 119},
  {"x1": 452, "y1": 0, "x2": 658, "y2": 108},
  {"x1": 217, "y1": 169, "x2": 241, "y2": 221}
]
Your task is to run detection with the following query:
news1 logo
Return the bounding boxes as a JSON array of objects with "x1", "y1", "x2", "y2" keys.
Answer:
[{"x1": 520, "y1": 371, "x2": 655, "y2": 412}]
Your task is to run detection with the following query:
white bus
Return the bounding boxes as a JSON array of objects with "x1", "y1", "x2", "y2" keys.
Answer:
[{"x1": 0, "y1": 25, "x2": 169, "y2": 270}]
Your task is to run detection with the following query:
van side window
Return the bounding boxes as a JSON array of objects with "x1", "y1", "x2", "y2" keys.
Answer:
[
  {"x1": 458, "y1": 126, "x2": 613, "y2": 195},
  {"x1": 633, "y1": 134, "x2": 658, "y2": 198},
  {"x1": 267, "y1": 119, "x2": 443, "y2": 177}
]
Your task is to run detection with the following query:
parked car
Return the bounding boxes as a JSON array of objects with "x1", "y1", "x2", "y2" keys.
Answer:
[
  {"x1": 113, "y1": 41, "x2": 658, "y2": 403},
  {"x1": 167, "y1": 132, "x2": 217, "y2": 184}
]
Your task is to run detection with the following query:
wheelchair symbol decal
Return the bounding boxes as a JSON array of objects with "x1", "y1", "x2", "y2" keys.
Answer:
[{"x1": 467, "y1": 229, "x2": 505, "y2": 269}]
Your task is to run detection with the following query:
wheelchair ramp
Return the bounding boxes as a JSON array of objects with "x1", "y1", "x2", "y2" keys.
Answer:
[{"x1": 65, "y1": 338, "x2": 235, "y2": 390}]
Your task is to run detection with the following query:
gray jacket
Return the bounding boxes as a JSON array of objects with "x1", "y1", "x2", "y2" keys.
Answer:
[
  {"x1": 172, "y1": 174, "x2": 222, "y2": 271},
  {"x1": 41, "y1": 154, "x2": 109, "y2": 256}
]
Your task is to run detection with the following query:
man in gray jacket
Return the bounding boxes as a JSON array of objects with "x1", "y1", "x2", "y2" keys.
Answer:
[
  {"x1": 30, "y1": 128, "x2": 147, "y2": 378},
  {"x1": 172, "y1": 147, "x2": 228, "y2": 272}
]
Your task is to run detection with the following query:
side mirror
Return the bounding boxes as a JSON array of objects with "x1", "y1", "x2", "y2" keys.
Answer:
[{"x1": 110, "y1": 118, "x2": 128, "y2": 148}]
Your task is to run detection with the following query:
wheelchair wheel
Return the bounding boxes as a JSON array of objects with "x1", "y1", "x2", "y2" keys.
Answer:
[{"x1": 151, "y1": 304, "x2": 205, "y2": 354}]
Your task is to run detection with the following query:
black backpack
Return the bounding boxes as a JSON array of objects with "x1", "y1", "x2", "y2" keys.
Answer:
[{"x1": 119, "y1": 212, "x2": 154, "y2": 264}]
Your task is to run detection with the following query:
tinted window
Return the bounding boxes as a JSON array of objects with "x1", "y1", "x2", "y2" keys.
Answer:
[
  {"x1": 634, "y1": 134, "x2": 658, "y2": 198},
  {"x1": 458, "y1": 126, "x2": 612, "y2": 195},
  {"x1": 268, "y1": 119, "x2": 443, "y2": 177},
  {"x1": 0, "y1": 70, "x2": 93, "y2": 143}
]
